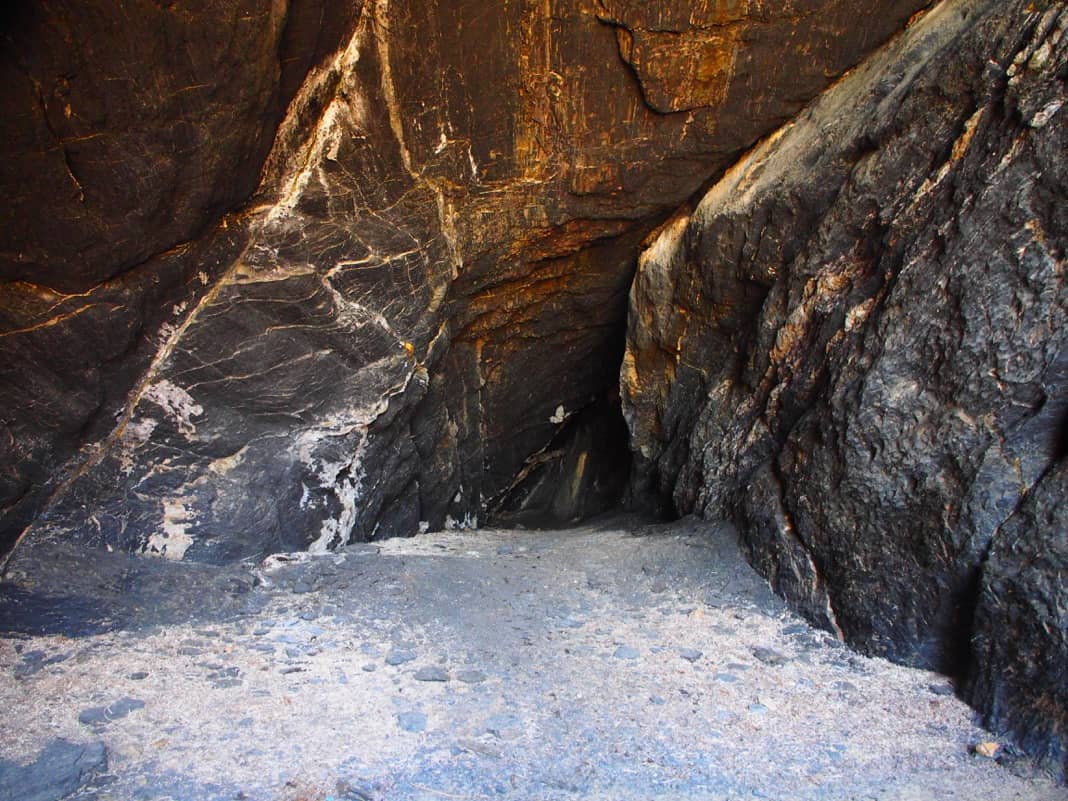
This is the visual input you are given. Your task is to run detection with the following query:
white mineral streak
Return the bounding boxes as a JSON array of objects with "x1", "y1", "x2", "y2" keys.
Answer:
[
  {"x1": 444, "y1": 512, "x2": 478, "y2": 531},
  {"x1": 143, "y1": 498, "x2": 195, "y2": 560},
  {"x1": 298, "y1": 373, "x2": 414, "y2": 552},
  {"x1": 118, "y1": 417, "x2": 157, "y2": 473},
  {"x1": 305, "y1": 435, "x2": 369, "y2": 554},
  {"x1": 142, "y1": 380, "x2": 203, "y2": 436},
  {"x1": 264, "y1": 33, "x2": 365, "y2": 227}
]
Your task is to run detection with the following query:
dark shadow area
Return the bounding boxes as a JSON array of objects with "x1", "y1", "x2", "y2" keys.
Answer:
[
  {"x1": 0, "y1": 541, "x2": 262, "y2": 637},
  {"x1": 485, "y1": 384, "x2": 634, "y2": 529}
]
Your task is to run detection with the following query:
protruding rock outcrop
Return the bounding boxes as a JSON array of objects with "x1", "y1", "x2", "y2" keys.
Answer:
[{"x1": 623, "y1": 0, "x2": 1066, "y2": 776}]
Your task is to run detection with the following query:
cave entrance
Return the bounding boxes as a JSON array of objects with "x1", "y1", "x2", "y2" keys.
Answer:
[
  {"x1": 483, "y1": 380, "x2": 634, "y2": 529},
  {"x1": 473, "y1": 281, "x2": 636, "y2": 531}
]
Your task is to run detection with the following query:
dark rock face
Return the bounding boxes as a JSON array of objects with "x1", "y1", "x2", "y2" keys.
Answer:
[
  {"x1": 0, "y1": 738, "x2": 107, "y2": 801},
  {"x1": 624, "y1": 0, "x2": 1066, "y2": 775},
  {"x1": 0, "y1": 0, "x2": 925, "y2": 560},
  {"x1": 0, "y1": 0, "x2": 361, "y2": 556},
  {"x1": 966, "y1": 460, "x2": 1068, "y2": 780}
]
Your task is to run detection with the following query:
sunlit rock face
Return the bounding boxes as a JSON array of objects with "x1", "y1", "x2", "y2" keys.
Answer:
[
  {"x1": 623, "y1": 0, "x2": 1066, "y2": 777},
  {"x1": 0, "y1": 0, "x2": 925, "y2": 560}
]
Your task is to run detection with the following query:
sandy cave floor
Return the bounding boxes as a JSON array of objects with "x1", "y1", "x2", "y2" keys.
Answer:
[{"x1": 0, "y1": 517, "x2": 1064, "y2": 801}]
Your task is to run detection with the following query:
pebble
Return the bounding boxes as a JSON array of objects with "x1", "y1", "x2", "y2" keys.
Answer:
[
  {"x1": 751, "y1": 646, "x2": 788, "y2": 666},
  {"x1": 414, "y1": 666, "x2": 450, "y2": 682},
  {"x1": 78, "y1": 697, "x2": 145, "y2": 727},
  {"x1": 679, "y1": 648, "x2": 703, "y2": 663},
  {"x1": 713, "y1": 672, "x2": 738, "y2": 683},
  {"x1": 481, "y1": 712, "x2": 522, "y2": 739},
  {"x1": 362, "y1": 663, "x2": 377, "y2": 673},
  {"x1": 396, "y1": 711, "x2": 427, "y2": 733},
  {"x1": 613, "y1": 645, "x2": 640, "y2": 660},
  {"x1": 456, "y1": 670, "x2": 487, "y2": 684},
  {"x1": 386, "y1": 649, "x2": 417, "y2": 666}
]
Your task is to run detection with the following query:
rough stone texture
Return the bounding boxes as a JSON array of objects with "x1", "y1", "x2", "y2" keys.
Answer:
[
  {"x1": 966, "y1": 461, "x2": 1068, "y2": 781},
  {"x1": 0, "y1": 738, "x2": 107, "y2": 801},
  {"x1": 623, "y1": 0, "x2": 1067, "y2": 775},
  {"x1": 0, "y1": 0, "x2": 361, "y2": 556},
  {"x1": 0, "y1": 0, "x2": 927, "y2": 560}
]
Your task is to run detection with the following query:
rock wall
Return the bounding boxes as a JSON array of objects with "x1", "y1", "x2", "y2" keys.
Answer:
[
  {"x1": 0, "y1": 0, "x2": 925, "y2": 560},
  {"x1": 623, "y1": 0, "x2": 1066, "y2": 776}
]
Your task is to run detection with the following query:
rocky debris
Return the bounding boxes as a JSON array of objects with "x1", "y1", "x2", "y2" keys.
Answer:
[
  {"x1": 0, "y1": 739, "x2": 106, "y2": 801},
  {"x1": 1, "y1": 519, "x2": 1061, "y2": 800},
  {"x1": 623, "y1": 0, "x2": 1067, "y2": 773}
]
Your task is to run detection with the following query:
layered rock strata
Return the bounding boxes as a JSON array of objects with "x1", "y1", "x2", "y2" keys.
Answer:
[{"x1": 623, "y1": 0, "x2": 1066, "y2": 775}]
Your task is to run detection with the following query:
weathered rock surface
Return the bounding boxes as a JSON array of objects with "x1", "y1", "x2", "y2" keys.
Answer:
[
  {"x1": 0, "y1": 738, "x2": 106, "y2": 801},
  {"x1": 623, "y1": 0, "x2": 1066, "y2": 775},
  {"x1": 1, "y1": 0, "x2": 926, "y2": 559},
  {"x1": 966, "y1": 460, "x2": 1068, "y2": 780},
  {"x1": 0, "y1": 0, "x2": 361, "y2": 556}
]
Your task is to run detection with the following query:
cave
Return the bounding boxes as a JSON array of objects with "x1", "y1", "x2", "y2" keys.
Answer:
[{"x1": 1, "y1": 0, "x2": 1066, "y2": 798}]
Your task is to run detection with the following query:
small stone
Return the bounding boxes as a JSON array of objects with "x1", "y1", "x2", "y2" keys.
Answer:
[
  {"x1": 679, "y1": 648, "x2": 703, "y2": 663},
  {"x1": 361, "y1": 663, "x2": 377, "y2": 673},
  {"x1": 128, "y1": 671, "x2": 149, "y2": 680},
  {"x1": 613, "y1": 645, "x2": 640, "y2": 660},
  {"x1": 414, "y1": 666, "x2": 449, "y2": 682},
  {"x1": 396, "y1": 711, "x2": 427, "y2": 733},
  {"x1": 649, "y1": 695, "x2": 666, "y2": 706},
  {"x1": 481, "y1": 712, "x2": 522, "y2": 739},
  {"x1": 456, "y1": 669, "x2": 486, "y2": 684},
  {"x1": 713, "y1": 672, "x2": 738, "y2": 683},
  {"x1": 299, "y1": 611, "x2": 319, "y2": 621},
  {"x1": 751, "y1": 647, "x2": 788, "y2": 666},
  {"x1": 928, "y1": 682, "x2": 955, "y2": 696},
  {"x1": 280, "y1": 666, "x2": 304, "y2": 675},
  {"x1": 77, "y1": 697, "x2": 145, "y2": 727},
  {"x1": 385, "y1": 649, "x2": 417, "y2": 666},
  {"x1": 974, "y1": 741, "x2": 1001, "y2": 759},
  {"x1": 748, "y1": 702, "x2": 769, "y2": 714}
]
